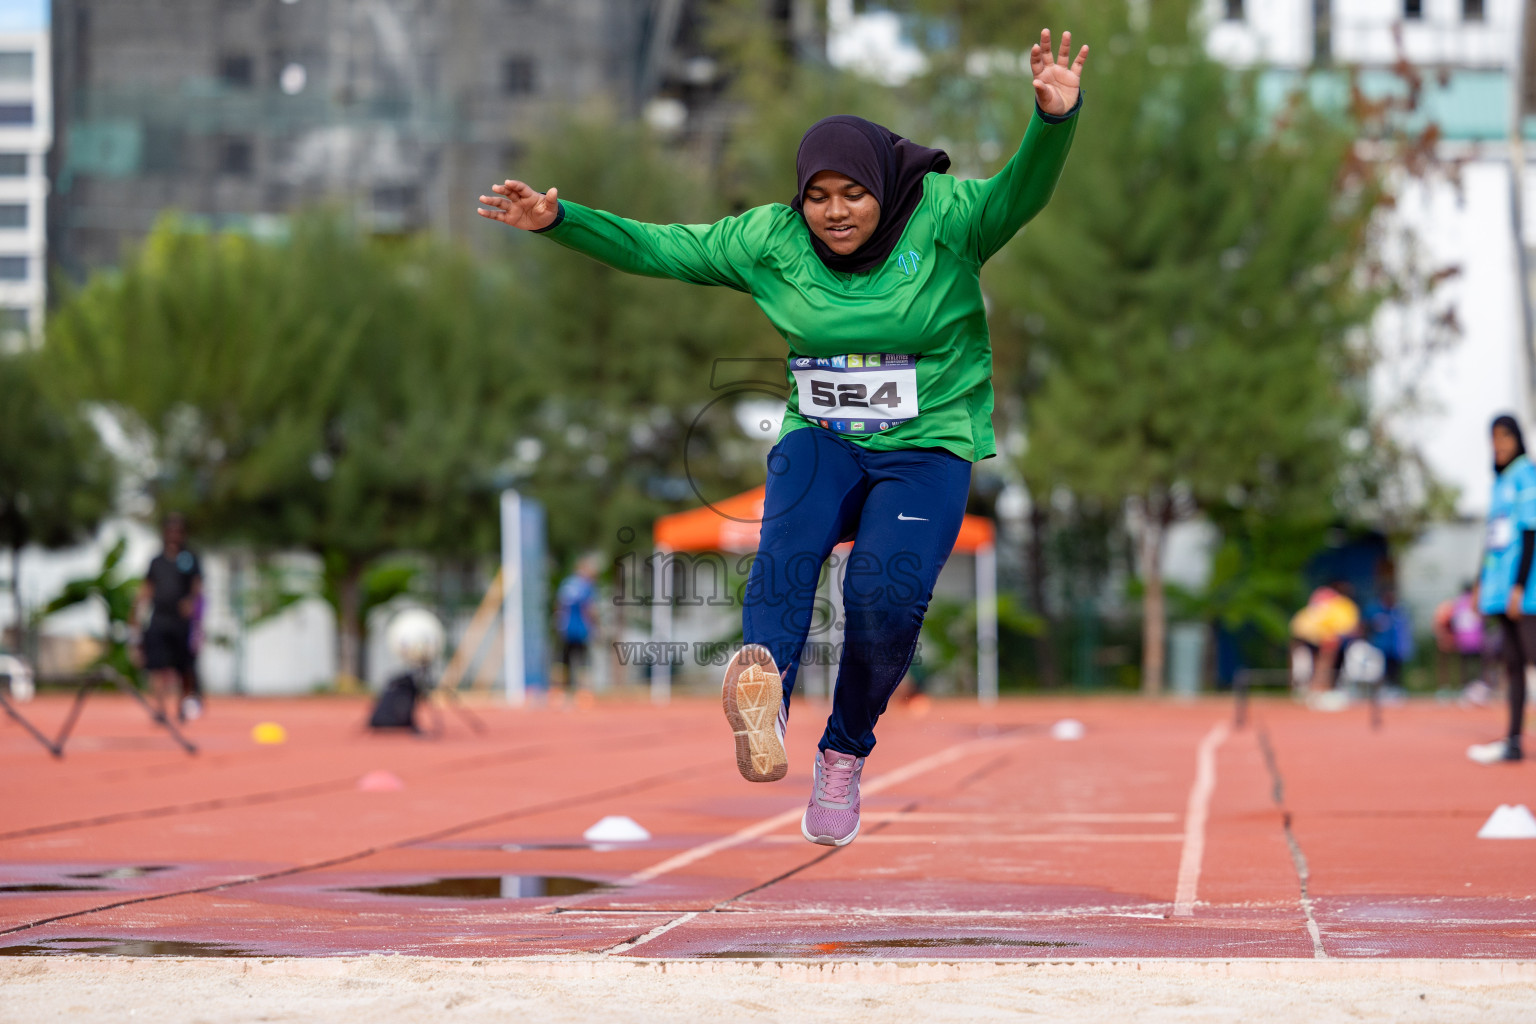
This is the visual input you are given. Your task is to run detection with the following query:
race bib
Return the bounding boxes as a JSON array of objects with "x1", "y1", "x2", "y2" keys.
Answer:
[
  {"x1": 790, "y1": 353, "x2": 919, "y2": 435},
  {"x1": 1488, "y1": 515, "x2": 1514, "y2": 551}
]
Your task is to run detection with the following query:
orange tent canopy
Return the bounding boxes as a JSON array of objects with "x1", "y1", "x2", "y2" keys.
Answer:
[{"x1": 654, "y1": 486, "x2": 996, "y2": 554}]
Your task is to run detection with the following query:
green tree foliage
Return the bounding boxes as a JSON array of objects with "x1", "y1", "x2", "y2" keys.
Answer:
[
  {"x1": 986, "y1": 2, "x2": 1390, "y2": 691},
  {"x1": 45, "y1": 215, "x2": 530, "y2": 683},
  {"x1": 0, "y1": 349, "x2": 116, "y2": 659},
  {"x1": 42, "y1": 536, "x2": 139, "y2": 678}
]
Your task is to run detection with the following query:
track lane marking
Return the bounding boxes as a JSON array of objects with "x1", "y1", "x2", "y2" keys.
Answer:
[
  {"x1": 601, "y1": 911, "x2": 701, "y2": 955},
  {"x1": 619, "y1": 734, "x2": 1015, "y2": 887},
  {"x1": 859, "y1": 811, "x2": 1178, "y2": 823},
  {"x1": 1172, "y1": 721, "x2": 1230, "y2": 917},
  {"x1": 0, "y1": 762, "x2": 707, "y2": 938},
  {"x1": 757, "y1": 832, "x2": 1184, "y2": 844}
]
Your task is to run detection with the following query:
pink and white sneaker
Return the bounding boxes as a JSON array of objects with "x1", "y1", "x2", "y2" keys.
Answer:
[
  {"x1": 721, "y1": 644, "x2": 788, "y2": 782},
  {"x1": 801, "y1": 747, "x2": 864, "y2": 847}
]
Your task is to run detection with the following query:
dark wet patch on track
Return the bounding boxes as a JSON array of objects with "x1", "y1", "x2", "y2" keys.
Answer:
[
  {"x1": 0, "y1": 937, "x2": 257, "y2": 957},
  {"x1": 66, "y1": 866, "x2": 174, "y2": 880},
  {"x1": 338, "y1": 875, "x2": 610, "y2": 899}
]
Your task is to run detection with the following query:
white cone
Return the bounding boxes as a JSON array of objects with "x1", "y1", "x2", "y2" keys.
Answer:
[
  {"x1": 1050, "y1": 718, "x2": 1085, "y2": 741},
  {"x1": 583, "y1": 815, "x2": 651, "y2": 842},
  {"x1": 1477, "y1": 804, "x2": 1536, "y2": 839}
]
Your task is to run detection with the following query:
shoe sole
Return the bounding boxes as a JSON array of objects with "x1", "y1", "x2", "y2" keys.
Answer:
[
  {"x1": 801, "y1": 809, "x2": 860, "y2": 847},
  {"x1": 721, "y1": 644, "x2": 787, "y2": 783}
]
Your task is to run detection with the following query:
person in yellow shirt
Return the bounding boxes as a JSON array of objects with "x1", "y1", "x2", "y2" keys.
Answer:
[{"x1": 1290, "y1": 583, "x2": 1361, "y2": 692}]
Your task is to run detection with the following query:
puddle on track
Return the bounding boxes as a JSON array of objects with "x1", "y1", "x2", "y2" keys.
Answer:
[
  {"x1": 0, "y1": 866, "x2": 175, "y2": 894},
  {"x1": 699, "y1": 937, "x2": 1084, "y2": 958},
  {"x1": 410, "y1": 840, "x2": 637, "y2": 853},
  {"x1": 67, "y1": 866, "x2": 174, "y2": 880},
  {"x1": 339, "y1": 875, "x2": 610, "y2": 899},
  {"x1": 0, "y1": 938, "x2": 257, "y2": 957}
]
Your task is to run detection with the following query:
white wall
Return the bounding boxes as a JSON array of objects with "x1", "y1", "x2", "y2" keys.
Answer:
[
  {"x1": 1204, "y1": 0, "x2": 1315, "y2": 67},
  {"x1": 1205, "y1": 0, "x2": 1522, "y2": 69},
  {"x1": 1331, "y1": 0, "x2": 1517, "y2": 68},
  {"x1": 1399, "y1": 519, "x2": 1483, "y2": 628},
  {"x1": 1372, "y1": 160, "x2": 1529, "y2": 517},
  {"x1": 1, "y1": 522, "x2": 340, "y2": 696},
  {"x1": 197, "y1": 552, "x2": 338, "y2": 696}
]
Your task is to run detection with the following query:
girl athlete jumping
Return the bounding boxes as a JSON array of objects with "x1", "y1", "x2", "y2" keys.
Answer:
[{"x1": 480, "y1": 29, "x2": 1088, "y2": 846}]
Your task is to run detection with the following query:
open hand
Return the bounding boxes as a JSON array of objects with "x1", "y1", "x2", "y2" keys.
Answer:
[
  {"x1": 477, "y1": 180, "x2": 561, "y2": 231},
  {"x1": 1031, "y1": 29, "x2": 1088, "y2": 116}
]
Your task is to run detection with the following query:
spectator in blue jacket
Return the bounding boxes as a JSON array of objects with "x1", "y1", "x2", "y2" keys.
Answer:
[{"x1": 1364, "y1": 585, "x2": 1414, "y2": 690}]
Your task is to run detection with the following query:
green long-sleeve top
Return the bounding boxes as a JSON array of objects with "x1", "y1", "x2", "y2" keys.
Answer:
[{"x1": 536, "y1": 101, "x2": 1081, "y2": 462}]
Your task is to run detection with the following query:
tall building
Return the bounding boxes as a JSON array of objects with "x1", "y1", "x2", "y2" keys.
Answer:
[
  {"x1": 46, "y1": 0, "x2": 818, "y2": 277},
  {"x1": 46, "y1": 0, "x2": 751, "y2": 276},
  {"x1": 0, "y1": 0, "x2": 50, "y2": 348}
]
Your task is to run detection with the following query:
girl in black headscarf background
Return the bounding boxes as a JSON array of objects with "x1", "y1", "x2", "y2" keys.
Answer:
[{"x1": 1470, "y1": 414, "x2": 1533, "y2": 763}]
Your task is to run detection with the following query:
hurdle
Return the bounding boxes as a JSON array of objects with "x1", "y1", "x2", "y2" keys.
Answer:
[{"x1": 0, "y1": 665, "x2": 198, "y2": 758}]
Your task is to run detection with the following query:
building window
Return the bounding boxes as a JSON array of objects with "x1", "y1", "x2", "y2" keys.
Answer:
[
  {"x1": 1224, "y1": 0, "x2": 1244, "y2": 20},
  {"x1": 1464, "y1": 0, "x2": 1485, "y2": 20},
  {"x1": 219, "y1": 53, "x2": 254, "y2": 89},
  {"x1": 0, "y1": 105, "x2": 34, "y2": 126},
  {"x1": 0, "y1": 51, "x2": 33, "y2": 81},
  {"x1": 1404, "y1": 0, "x2": 1423, "y2": 18},
  {"x1": 372, "y1": 184, "x2": 418, "y2": 211},
  {"x1": 503, "y1": 57, "x2": 536, "y2": 96},
  {"x1": 0, "y1": 257, "x2": 26, "y2": 281},
  {"x1": 142, "y1": 125, "x2": 185, "y2": 174},
  {"x1": 219, "y1": 136, "x2": 254, "y2": 176},
  {"x1": 1, "y1": 307, "x2": 27, "y2": 334},
  {"x1": 0, "y1": 205, "x2": 25, "y2": 229},
  {"x1": 0, "y1": 153, "x2": 25, "y2": 176}
]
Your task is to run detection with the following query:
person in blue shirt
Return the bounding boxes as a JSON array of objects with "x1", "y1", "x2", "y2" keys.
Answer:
[
  {"x1": 1471, "y1": 414, "x2": 1536, "y2": 764},
  {"x1": 1363, "y1": 584, "x2": 1413, "y2": 691},
  {"x1": 553, "y1": 555, "x2": 600, "y2": 704}
]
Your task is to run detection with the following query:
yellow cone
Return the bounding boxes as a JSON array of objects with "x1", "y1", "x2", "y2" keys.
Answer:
[{"x1": 251, "y1": 722, "x2": 287, "y2": 745}]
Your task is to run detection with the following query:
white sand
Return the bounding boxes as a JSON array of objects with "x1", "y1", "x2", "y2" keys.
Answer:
[{"x1": 3, "y1": 957, "x2": 1535, "y2": 1023}]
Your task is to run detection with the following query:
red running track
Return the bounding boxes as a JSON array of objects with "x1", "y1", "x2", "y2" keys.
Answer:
[{"x1": 0, "y1": 692, "x2": 1531, "y2": 959}]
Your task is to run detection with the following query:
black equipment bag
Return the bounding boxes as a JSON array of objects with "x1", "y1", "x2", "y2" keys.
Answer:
[{"x1": 368, "y1": 671, "x2": 423, "y2": 731}]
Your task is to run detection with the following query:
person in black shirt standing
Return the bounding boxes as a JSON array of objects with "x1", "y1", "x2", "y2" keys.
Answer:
[{"x1": 130, "y1": 514, "x2": 203, "y2": 721}]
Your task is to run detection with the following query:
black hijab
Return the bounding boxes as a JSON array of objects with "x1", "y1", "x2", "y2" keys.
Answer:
[
  {"x1": 1493, "y1": 413, "x2": 1527, "y2": 473},
  {"x1": 791, "y1": 115, "x2": 950, "y2": 275}
]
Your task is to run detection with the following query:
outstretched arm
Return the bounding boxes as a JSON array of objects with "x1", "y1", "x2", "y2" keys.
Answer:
[
  {"x1": 478, "y1": 179, "x2": 562, "y2": 231},
  {"x1": 949, "y1": 29, "x2": 1087, "y2": 265},
  {"x1": 478, "y1": 180, "x2": 764, "y2": 292}
]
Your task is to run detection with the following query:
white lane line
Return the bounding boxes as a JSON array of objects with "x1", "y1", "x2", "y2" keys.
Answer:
[
  {"x1": 860, "y1": 811, "x2": 1179, "y2": 824},
  {"x1": 601, "y1": 911, "x2": 700, "y2": 955},
  {"x1": 1172, "y1": 721, "x2": 1230, "y2": 918},
  {"x1": 758, "y1": 832, "x2": 1184, "y2": 844},
  {"x1": 619, "y1": 734, "x2": 1013, "y2": 887}
]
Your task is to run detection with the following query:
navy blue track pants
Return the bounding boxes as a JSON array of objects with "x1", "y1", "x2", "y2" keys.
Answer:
[{"x1": 743, "y1": 427, "x2": 972, "y2": 756}]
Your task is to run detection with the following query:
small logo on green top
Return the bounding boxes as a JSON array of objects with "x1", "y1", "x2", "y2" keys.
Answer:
[{"x1": 896, "y1": 250, "x2": 921, "y2": 275}]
